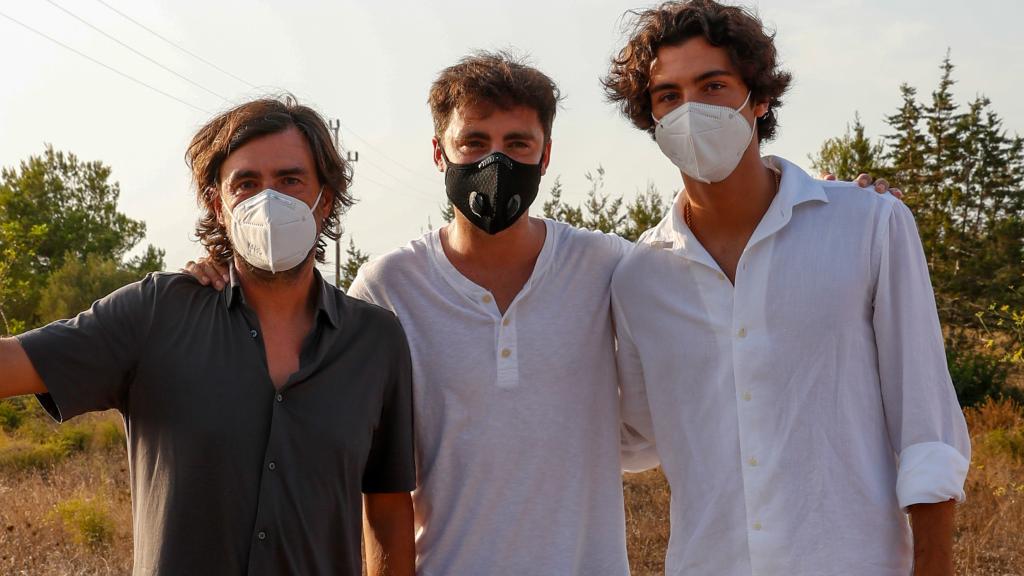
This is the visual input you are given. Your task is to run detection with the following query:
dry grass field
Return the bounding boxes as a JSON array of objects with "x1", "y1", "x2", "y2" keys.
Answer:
[{"x1": 0, "y1": 398, "x2": 1021, "y2": 575}]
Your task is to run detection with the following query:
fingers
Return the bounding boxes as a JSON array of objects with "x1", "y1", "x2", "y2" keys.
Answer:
[
  {"x1": 873, "y1": 178, "x2": 890, "y2": 194},
  {"x1": 889, "y1": 187, "x2": 903, "y2": 200},
  {"x1": 180, "y1": 261, "x2": 210, "y2": 286},
  {"x1": 180, "y1": 259, "x2": 228, "y2": 291},
  {"x1": 200, "y1": 261, "x2": 227, "y2": 291},
  {"x1": 855, "y1": 173, "x2": 873, "y2": 188},
  {"x1": 820, "y1": 171, "x2": 838, "y2": 181}
]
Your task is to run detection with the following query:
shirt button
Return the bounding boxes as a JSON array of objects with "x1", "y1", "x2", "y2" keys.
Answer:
[
  {"x1": 502, "y1": 317, "x2": 510, "y2": 327},
  {"x1": 742, "y1": 391, "x2": 752, "y2": 402},
  {"x1": 718, "y1": 272, "x2": 726, "y2": 281},
  {"x1": 257, "y1": 531, "x2": 267, "y2": 540},
  {"x1": 482, "y1": 294, "x2": 493, "y2": 304},
  {"x1": 268, "y1": 461, "x2": 277, "y2": 471},
  {"x1": 748, "y1": 457, "x2": 758, "y2": 467},
  {"x1": 752, "y1": 522, "x2": 762, "y2": 531},
  {"x1": 501, "y1": 348, "x2": 512, "y2": 359},
  {"x1": 249, "y1": 329, "x2": 258, "y2": 338},
  {"x1": 275, "y1": 393, "x2": 284, "y2": 403},
  {"x1": 737, "y1": 327, "x2": 747, "y2": 338}
]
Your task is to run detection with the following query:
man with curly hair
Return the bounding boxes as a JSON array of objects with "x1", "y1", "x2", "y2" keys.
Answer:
[
  {"x1": 605, "y1": 1, "x2": 970, "y2": 575},
  {"x1": 0, "y1": 97, "x2": 416, "y2": 576}
]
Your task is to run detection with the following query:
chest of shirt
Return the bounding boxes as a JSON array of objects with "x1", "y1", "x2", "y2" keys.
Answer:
[{"x1": 125, "y1": 310, "x2": 390, "y2": 471}]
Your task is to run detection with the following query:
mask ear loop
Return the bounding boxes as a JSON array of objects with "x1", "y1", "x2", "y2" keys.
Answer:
[{"x1": 310, "y1": 185, "x2": 325, "y2": 212}]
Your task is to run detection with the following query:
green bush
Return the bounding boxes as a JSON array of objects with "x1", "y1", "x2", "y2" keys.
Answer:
[
  {"x1": 55, "y1": 425, "x2": 92, "y2": 453},
  {"x1": 95, "y1": 420, "x2": 126, "y2": 451},
  {"x1": 51, "y1": 497, "x2": 115, "y2": 548},
  {"x1": 0, "y1": 439, "x2": 65, "y2": 472},
  {"x1": 0, "y1": 400, "x2": 25, "y2": 431},
  {"x1": 947, "y1": 347, "x2": 1021, "y2": 408},
  {"x1": 984, "y1": 428, "x2": 1024, "y2": 462}
]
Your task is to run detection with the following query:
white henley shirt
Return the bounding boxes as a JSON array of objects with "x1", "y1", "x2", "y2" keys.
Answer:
[
  {"x1": 349, "y1": 218, "x2": 633, "y2": 576},
  {"x1": 612, "y1": 156, "x2": 971, "y2": 576}
]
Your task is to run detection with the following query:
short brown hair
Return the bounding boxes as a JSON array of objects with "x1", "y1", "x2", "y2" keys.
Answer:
[
  {"x1": 603, "y1": 0, "x2": 792, "y2": 142},
  {"x1": 186, "y1": 96, "x2": 354, "y2": 265},
  {"x1": 428, "y1": 50, "x2": 562, "y2": 141}
]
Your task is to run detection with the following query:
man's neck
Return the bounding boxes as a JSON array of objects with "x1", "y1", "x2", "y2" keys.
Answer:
[
  {"x1": 441, "y1": 213, "x2": 546, "y2": 272},
  {"x1": 682, "y1": 147, "x2": 778, "y2": 241},
  {"x1": 440, "y1": 213, "x2": 546, "y2": 313},
  {"x1": 233, "y1": 257, "x2": 318, "y2": 324}
]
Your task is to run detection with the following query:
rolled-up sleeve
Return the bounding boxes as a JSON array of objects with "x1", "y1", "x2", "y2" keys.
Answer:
[
  {"x1": 872, "y1": 201, "x2": 970, "y2": 508},
  {"x1": 15, "y1": 275, "x2": 155, "y2": 422}
]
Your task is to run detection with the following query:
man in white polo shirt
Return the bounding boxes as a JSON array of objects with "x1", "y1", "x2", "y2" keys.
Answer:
[
  {"x1": 604, "y1": 1, "x2": 971, "y2": 575},
  {"x1": 347, "y1": 52, "x2": 633, "y2": 575}
]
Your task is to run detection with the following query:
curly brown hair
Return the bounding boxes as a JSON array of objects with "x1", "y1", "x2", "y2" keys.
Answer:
[
  {"x1": 428, "y1": 50, "x2": 563, "y2": 141},
  {"x1": 186, "y1": 97, "x2": 354, "y2": 265},
  {"x1": 602, "y1": 0, "x2": 792, "y2": 143}
]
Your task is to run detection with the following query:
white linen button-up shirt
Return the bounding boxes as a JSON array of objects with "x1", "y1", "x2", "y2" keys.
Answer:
[
  {"x1": 349, "y1": 219, "x2": 633, "y2": 576},
  {"x1": 612, "y1": 156, "x2": 970, "y2": 576}
]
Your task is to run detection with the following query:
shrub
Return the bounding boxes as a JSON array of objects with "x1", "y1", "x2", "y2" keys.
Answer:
[
  {"x1": 947, "y1": 347, "x2": 1019, "y2": 407},
  {"x1": 95, "y1": 420, "x2": 126, "y2": 451},
  {"x1": 54, "y1": 425, "x2": 92, "y2": 454},
  {"x1": 0, "y1": 438, "x2": 65, "y2": 472},
  {"x1": 51, "y1": 497, "x2": 115, "y2": 548}
]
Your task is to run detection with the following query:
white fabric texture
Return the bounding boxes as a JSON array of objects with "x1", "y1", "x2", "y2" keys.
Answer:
[
  {"x1": 612, "y1": 156, "x2": 971, "y2": 576},
  {"x1": 348, "y1": 219, "x2": 633, "y2": 576}
]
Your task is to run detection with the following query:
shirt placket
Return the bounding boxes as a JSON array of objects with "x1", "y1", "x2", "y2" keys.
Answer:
[
  {"x1": 238, "y1": 312, "x2": 287, "y2": 573},
  {"x1": 475, "y1": 291, "x2": 520, "y2": 389},
  {"x1": 731, "y1": 244, "x2": 773, "y2": 576}
]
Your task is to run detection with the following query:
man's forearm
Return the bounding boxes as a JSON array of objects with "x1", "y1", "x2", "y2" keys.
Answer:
[
  {"x1": 908, "y1": 499, "x2": 956, "y2": 576},
  {"x1": 363, "y1": 492, "x2": 414, "y2": 576},
  {"x1": 0, "y1": 337, "x2": 46, "y2": 398}
]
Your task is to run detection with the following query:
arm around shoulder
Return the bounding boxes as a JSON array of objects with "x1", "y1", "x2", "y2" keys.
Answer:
[{"x1": 0, "y1": 337, "x2": 47, "y2": 398}]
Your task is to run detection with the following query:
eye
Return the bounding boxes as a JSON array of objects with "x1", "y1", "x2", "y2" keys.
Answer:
[
  {"x1": 282, "y1": 176, "x2": 303, "y2": 186},
  {"x1": 704, "y1": 82, "x2": 727, "y2": 93}
]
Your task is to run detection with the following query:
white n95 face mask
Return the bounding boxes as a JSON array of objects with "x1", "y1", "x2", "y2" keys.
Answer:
[
  {"x1": 229, "y1": 187, "x2": 324, "y2": 273},
  {"x1": 653, "y1": 92, "x2": 756, "y2": 184}
]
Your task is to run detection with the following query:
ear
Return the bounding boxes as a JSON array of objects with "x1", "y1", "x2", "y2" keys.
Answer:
[
  {"x1": 432, "y1": 136, "x2": 446, "y2": 172},
  {"x1": 753, "y1": 98, "x2": 770, "y2": 119},
  {"x1": 540, "y1": 139, "x2": 553, "y2": 177},
  {"x1": 210, "y1": 187, "x2": 226, "y2": 227},
  {"x1": 319, "y1": 187, "x2": 334, "y2": 219}
]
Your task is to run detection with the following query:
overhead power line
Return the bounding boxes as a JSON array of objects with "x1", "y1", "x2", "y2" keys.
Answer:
[
  {"x1": 0, "y1": 9, "x2": 209, "y2": 114},
  {"x1": 45, "y1": 0, "x2": 230, "y2": 102},
  {"x1": 92, "y1": 0, "x2": 259, "y2": 89},
  {"x1": 92, "y1": 0, "x2": 439, "y2": 185}
]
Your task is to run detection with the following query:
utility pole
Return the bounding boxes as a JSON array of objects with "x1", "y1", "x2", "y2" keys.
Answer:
[{"x1": 328, "y1": 118, "x2": 357, "y2": 287}]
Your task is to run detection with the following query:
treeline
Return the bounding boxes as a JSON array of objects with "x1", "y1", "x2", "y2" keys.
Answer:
[{"x1": 0, "y1": 146, "x2": 164, "y2": 335}]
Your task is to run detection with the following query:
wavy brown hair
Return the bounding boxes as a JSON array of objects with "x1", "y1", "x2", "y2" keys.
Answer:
[
  {"x1": 602, "y1": 0, "x2": 792, "y2": 143},
  {"x1": 186, "y1": 97, "x2": 354, "y2": 264},
  {"x1": 429, "y1": 50, "x2": 563, "y2": 141}
]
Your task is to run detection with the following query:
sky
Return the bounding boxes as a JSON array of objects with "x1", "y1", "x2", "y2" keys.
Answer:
[{"x1": 2, "y1": 0, "x2": 1021, "y2": 281}]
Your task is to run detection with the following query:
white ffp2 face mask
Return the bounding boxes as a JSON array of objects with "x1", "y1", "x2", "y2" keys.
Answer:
[
  {"x1": 229, "y1": 187, "x2": 324, "y2": 273},
  {"x1": 653, "y1": 92, "x2": 756, "y2": 184}
]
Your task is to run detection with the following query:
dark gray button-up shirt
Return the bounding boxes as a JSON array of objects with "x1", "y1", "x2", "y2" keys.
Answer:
[{"x1": 17, "y1": 269, "x2": 415, "y2": 576}]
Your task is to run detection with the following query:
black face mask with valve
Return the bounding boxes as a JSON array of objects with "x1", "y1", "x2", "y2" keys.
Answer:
[{"x1": 442, "y1": 149, "x2": 543, "y2": 235}]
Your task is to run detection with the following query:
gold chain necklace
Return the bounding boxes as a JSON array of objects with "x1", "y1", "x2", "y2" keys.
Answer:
[{"x1": 684, "y1": 169, "x2": 781, "y2": 233}]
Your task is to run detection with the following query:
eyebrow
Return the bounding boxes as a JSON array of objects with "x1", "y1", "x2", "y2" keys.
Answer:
[
  {"x1": 455, "y1": 130, "x2": 492, "y2": 142},
  {"x1": 649, "y1": 69, "x2": 735, "y2": 94},
  {"x1": 226, "y1": 166, "x2": 308, "y2": 184},
  {"x1": 503, "y1": 131, "x2": 539, "y2": 142}
]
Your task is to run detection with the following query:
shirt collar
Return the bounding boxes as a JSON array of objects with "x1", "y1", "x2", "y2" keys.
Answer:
[
  {"x1": 427, "y1": 218, "x2": 556, "y2": 305},
  {"x1": 660, "y1": 156, "x2": 829, "y2": 265},
  {"x1": 224, "y1": 262, "x2": 340, "y2": 329}
]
